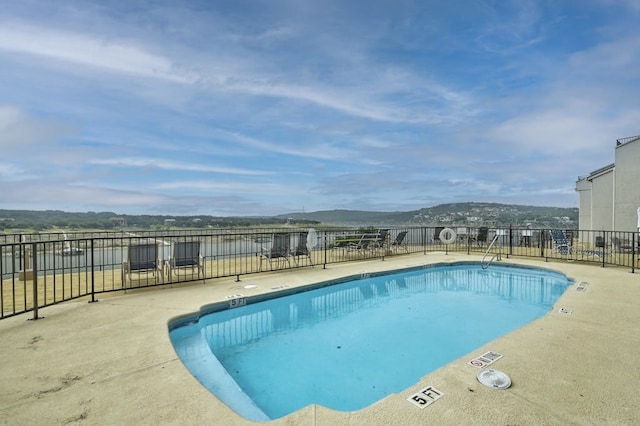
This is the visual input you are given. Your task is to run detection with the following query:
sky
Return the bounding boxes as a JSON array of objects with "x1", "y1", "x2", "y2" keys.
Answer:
[{"x1": 1, "y1": 0, "x2": 639, "y2": 216}]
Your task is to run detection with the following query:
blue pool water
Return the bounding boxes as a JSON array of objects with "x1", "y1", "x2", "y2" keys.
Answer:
[{"x1": 169, "y1": 262, "x2": 572, "y2": 421}]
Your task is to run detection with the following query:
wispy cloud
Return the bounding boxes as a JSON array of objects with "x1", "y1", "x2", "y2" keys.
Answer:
[
  {"x1": 224, "y1": 131, "x2": 357, "y2": 161},
  {"x1": 153, "y1": 180, "x2": 308, "y2": 197},
  {"x1": 90, "y1": 158, "x2": 271, "y2": 176},
  {"x1": 0, "y1": 162, "x2": 31, "y2": 181},
  {"x1": 594, "y1": 0, "x2": 640, "y2": 12},
  {"x1": 0, "y1": 104, "x2": 71, "y2": 151},
  {"x1": 569, "y1": 36, "x2": 640, "y2": 77},
  {"x1": 0, "y1": 22, "x2": 194, "y2": 83}
]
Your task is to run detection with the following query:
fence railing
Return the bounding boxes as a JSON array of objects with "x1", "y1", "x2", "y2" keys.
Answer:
[{"x1": 1, "y1": 226, "x2": 637, "y2": 320}]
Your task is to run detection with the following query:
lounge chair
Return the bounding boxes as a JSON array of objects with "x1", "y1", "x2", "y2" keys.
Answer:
[
  {"x1": 390, "y1": 230, "x2": 409, "y2": 253},
  {"x1": 260, "y1": 233, "x2": 291, "y2": 271},
  {"x1": 290, "y1": 231, "x2": 314, "y2": 267},
  {"x1": 370, "y1": 229, "x2": 389, "y2": 252},
  {"x1": 588, "y1": 234, "x2": 615, "y2": 260},
  {"x1": 122, "y1": 243, "x2": 164, "y2": 287},
  {"x1": 549, "y1": 230, "x2": 572, "y2": 257},
  {"x1": 166, "y1": 240, "x2": 204, "y2": 282},
  {"x1": 549, "y1": 230, "x2": 613, "y2": 261},
  {"x1": 347, "y1": 233, "x2": 378, "y2": 254},
  {"x1": 612, "y1": 237, "x2": 633, "y2": 253}
]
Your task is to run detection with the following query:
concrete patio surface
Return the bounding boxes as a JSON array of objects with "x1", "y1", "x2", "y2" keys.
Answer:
[{"x1": 1, "y1": 252, "x2": 639, "y2": 425}]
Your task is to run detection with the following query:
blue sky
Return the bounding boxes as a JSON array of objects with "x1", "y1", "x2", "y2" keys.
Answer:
[{"x1": 1, "y1": 0, "x2": 639, "y2": 216}]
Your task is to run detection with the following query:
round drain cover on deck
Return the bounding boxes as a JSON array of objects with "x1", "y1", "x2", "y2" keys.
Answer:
[{"x1": 477, "y1": 369, "x2": 511, "y2": 390}]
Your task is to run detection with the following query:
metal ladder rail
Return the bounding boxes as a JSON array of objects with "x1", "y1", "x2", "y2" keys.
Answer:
[{"x1": 481, "y1": 234, "x2": 501, "y2": 269}]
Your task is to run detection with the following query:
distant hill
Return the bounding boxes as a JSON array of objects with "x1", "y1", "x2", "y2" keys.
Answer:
[
  {"x1": 0, "y1": 209, "x2": 316, "y2": 231},
  {"x1": 0, "y1": 202, "x2": 578, "y2": 232},
  {"x1": 278, "y1": 209, "x2": 415, "y2": 226},
  {"x1": 281, "y1": 202, "x2": 578, "y2": 228}
]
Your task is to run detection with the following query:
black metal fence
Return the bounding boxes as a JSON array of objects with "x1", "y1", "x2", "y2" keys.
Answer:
[{"x1": 1, "y1": 226, "x2": 637, "y2": 320}]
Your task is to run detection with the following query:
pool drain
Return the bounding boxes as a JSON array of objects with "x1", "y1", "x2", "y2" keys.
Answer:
[{"x1": 477, "y1": 369, "x2": 511, "y2": 390}]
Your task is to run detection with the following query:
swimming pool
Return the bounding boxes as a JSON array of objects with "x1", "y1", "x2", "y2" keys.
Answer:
[{"x1": 169, "y1": 262, "x2": 572, "y2": 421}]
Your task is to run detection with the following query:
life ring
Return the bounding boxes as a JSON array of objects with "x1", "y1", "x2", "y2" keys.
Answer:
[{"x1": 439, "y1": 227, "x2": 457, "y2": 244}]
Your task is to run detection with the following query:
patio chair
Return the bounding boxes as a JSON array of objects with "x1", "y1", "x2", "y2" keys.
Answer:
[
  {"x1": 290, "y1": 231, "x2": 314, "y2": 267},
  {"x1": 390, "y1": 230, "x2": 409, "y2": 253},
  {"x1": 260, "y1": 233, "x2": 291, "y2": 271},
  {"x1": 519, "y1": 229, "x2": 533, "y2": 247},
  {"x1": 433, "y1": 227, "x2": 445, "y2": 244},
  {"x1": 456, "y1": 227, "x2": 469, "y2": 244},
  {"x1": 122, "y1": 243, "x2": 164, "y2": 287},
  {"x1": 166, "y1": 240, "x2": 204, "y2": 282},
  {"x1": 476, "y1": 227, "x2": 488, "y2": 246}
]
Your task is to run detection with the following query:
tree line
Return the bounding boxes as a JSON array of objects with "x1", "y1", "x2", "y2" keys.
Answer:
[{"x1": 0, "y1": 210, "x2": 319, "y2": 232}]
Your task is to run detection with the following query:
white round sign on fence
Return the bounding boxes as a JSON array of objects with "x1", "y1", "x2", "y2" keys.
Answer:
[{"x1": 439, "y1": 228, "x2": 457, "y2": 244}]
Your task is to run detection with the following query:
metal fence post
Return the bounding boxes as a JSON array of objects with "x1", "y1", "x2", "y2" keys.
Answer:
[
  {"x1": 89, "y1": 239, "x2": 98, "y2": 303},
  {"x1": 601, "y1": 231, "x2": 606, "y2": 268},
  {"x1": 632, "y1": 232, "x2": 636, "y2": 273},
  {"x1": 508, "y1": 225, "x2": 513, "y2": 258},
  {"x1": 323, "y1": 231, "x2": 327, "y2": 269},
  {"x1": 31, "y1": 242, "x2": 40, "y2": 320}
]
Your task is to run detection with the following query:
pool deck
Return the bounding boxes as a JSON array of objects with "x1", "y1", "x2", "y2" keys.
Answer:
[{"x1": 1, "y1": 252, "x2": 639, "y2": 425}]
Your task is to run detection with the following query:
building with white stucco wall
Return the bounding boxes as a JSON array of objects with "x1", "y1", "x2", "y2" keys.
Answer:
[{"x1": 575, "y1": 135, "x2": 640, "y2": 232}]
